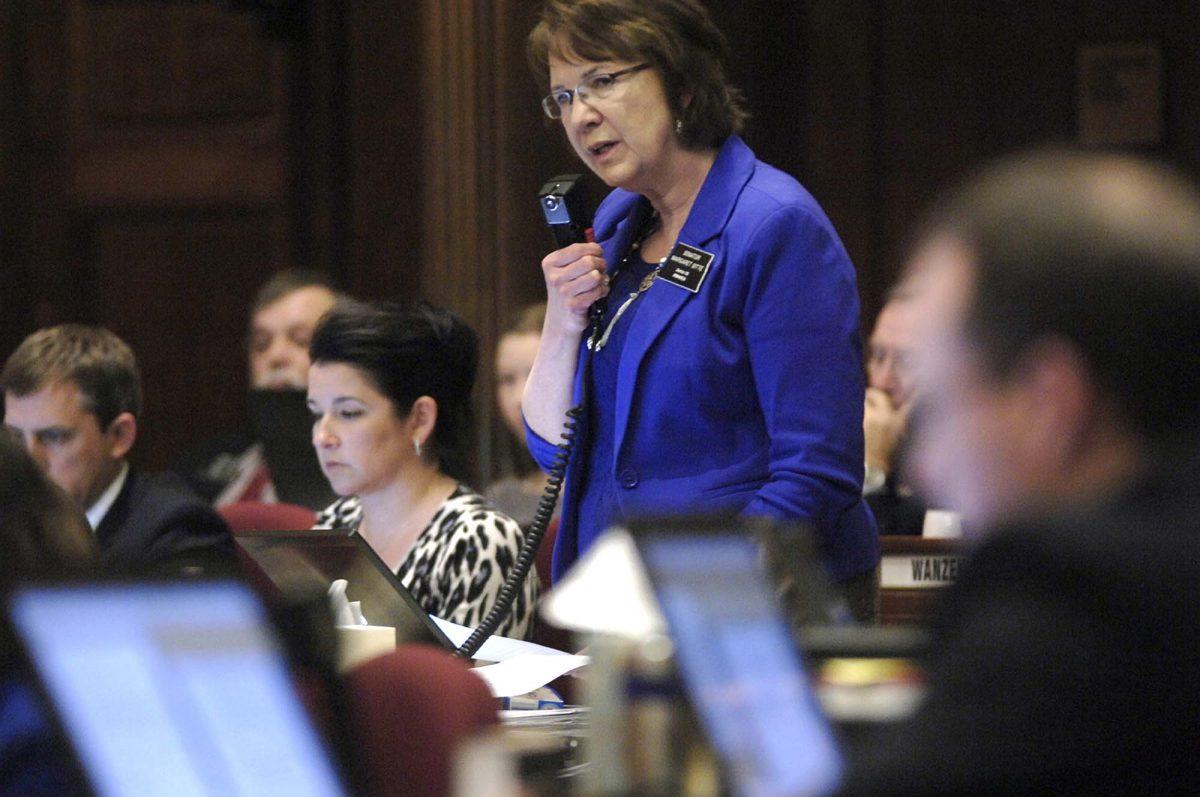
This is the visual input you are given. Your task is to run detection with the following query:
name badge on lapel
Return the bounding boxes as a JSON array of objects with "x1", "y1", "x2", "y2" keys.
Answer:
[{"x1": 657, "y1": 243, "x2": 715, "y2": 294}]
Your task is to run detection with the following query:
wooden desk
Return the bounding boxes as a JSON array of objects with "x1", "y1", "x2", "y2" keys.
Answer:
[{"x1": 879, "y1": 536, "x2": 966, "y2": 626}]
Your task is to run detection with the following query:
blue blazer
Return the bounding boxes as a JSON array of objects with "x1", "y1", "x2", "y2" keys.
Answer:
[{"x1": 529, "y1": 135, "x2": 879, "y2": 582}]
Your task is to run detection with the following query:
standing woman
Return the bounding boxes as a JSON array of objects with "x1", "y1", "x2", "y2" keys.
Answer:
[
  {"x1": 308, "y1": 301, "x2": 538, "y2": 639},
  {"x1": 523, "y1": 0, "x2": 879, "y2": 613}
]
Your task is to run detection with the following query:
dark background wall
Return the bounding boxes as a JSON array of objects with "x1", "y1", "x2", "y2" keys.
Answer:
[{"x1": 1, "y1": 0, "x2": 1196, "y2": 478}]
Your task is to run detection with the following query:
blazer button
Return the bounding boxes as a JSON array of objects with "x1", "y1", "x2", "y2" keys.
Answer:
[{"x1": 618, "y1": 468, "x2": 639, "y2": 489}]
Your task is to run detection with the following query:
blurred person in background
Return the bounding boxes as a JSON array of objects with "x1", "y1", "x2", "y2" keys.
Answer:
[
  {"x1": 862, "y1": 287, "x2": 927, "y2": 535},
  {"x1": 523, "y1": 0, "x2": 878, "y2": 616},
  {"x1": 172, "y1": 269, "x2": 341, "y2": 506},
  {"x1": 309, "y1": 301, "x2": 538, "y2": 639},
  {"x1": 486, "y1": 302, "x2": 555, "y2": 530},
  {"x1": 2, "y1": 325, "x2": 234, "y2": 575},
  {"x1": 842, "y1": 149, "x2": 1200, "y2": 794}
]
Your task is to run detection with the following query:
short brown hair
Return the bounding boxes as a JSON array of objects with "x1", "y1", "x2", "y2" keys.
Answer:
[
  {"x1": 1, "y1": 325, "x2": 143, "y2": 428},
  {"x1": 251, "y1": 269, "x2": 340, "y2": 317},
  {"x1": 527, "y1": 0, "x2": 748, "y2": 149}
]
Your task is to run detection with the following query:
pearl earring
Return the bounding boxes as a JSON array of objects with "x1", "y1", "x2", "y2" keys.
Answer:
[
  {"x1": 674, "y1": 118, "x2": 683, "y2": 135},
  {"x1": 413, "y1": 438, "x2": 422, "y2": 457}
]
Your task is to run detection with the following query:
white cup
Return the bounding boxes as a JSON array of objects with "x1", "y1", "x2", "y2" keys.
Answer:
[{"x1": 922, "y1": 509, "x2": 964, "y2": 539}]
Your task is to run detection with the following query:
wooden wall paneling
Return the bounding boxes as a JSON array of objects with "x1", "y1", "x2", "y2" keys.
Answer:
[
  {"x1": 418, "y1": 0, "x2": 576, "y2": 484},
  {"x1": 20, "y1": 0, "x2": 79, "y2": 328},
  {"x1": 53, "y1": 1, "x2": 292, "y2": 470},
  {"x1": 0, "y1": 0, "x2": 32, "y2": 355},
  {"x1": 421, "y1": 0, "x2": 487, "y2": 320},
  {"x1": 801, "y1": 0, "x2": 882, "y2": 320},
  {"x1": 67, "y1": 1, "x2": 288, "y2": 207},
  {"x1": 285, "y1": 0, "x2": 347, "y2": 279},
  {"x1": 342, "y1": 2, "x2": 424, "y2": 303},
  {"x1": 974, "y1": 3, "x2": 1076, "y2": 153},
  {"x1": 419, "y1": 0, "x2": 497, "y2": 485},
  {"x1": 1171, "y1": 1, "x2": 1200, "y2": 179},
  {"x1": 491, "y1": 0, "x2": 573, "y2": 316},
  {"x1": 486, "y1": 0, "x2": 605, "y2": 481},
  {"x1": 706, "y1": 2, "x2": 809, "y2": 185},
  {"x1": 870, "y1": 3, "x2": 1005, "y2": 316},
  {"x1": 87, "y1": 210, "x2": 276, "y2": 471}
]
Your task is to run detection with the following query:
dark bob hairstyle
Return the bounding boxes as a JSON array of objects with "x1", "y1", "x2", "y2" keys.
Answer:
[
  {"x1": 527, "y1": 0, "x2": 748, "y2": 149},
  {"x1": 309, "y1": 300, "x2": 480, "y2": 484}
]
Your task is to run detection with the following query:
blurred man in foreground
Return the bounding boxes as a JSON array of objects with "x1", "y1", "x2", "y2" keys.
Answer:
[
  {"x1": 843, "y1": 150, "x2": 1200, "y2": 793},
  {"x1": 2, "y1": 325, "x2": 233, "y2": 574}
]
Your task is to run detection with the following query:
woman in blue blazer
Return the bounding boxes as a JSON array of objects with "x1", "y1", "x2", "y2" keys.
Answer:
[{"x1": 523, "y1": 0, "x2": 879, "y2": 604}]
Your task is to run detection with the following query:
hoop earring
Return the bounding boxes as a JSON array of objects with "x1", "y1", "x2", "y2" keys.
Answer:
[{"x1": 413, "y1": 438, "x2": 422, "y2": 458}]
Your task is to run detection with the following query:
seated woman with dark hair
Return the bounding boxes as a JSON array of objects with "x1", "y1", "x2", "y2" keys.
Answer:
[
  {"x1": 307, "y1": 301, "x2": 538, "y2": 639},
  {"x1": 0, "y1": 432, "x2": 96, "y2": 795}
]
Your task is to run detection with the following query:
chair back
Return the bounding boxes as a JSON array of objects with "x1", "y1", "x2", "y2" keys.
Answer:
[
  {"x1": 218, "y1": 500, "x2": 317, "y2": 533},
  {"x1": 343, "y1": 643, "x2": 497, "y2": 797}
]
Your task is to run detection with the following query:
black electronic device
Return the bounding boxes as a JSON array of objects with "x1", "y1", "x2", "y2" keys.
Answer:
[
  {"x1": 538, "y1": 173, "x2": 592, "y2": 248},
  {"x1": 248, "y1": 389, "x2": 337, "y2": 511}
]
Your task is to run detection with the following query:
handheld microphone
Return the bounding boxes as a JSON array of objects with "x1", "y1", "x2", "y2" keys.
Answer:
[
  {"x1": 538, "y1": 174, "x2": 593, "y2": 248},
  {"x1": 454, "y1": 174, "x2": 596, "y2": 660}
]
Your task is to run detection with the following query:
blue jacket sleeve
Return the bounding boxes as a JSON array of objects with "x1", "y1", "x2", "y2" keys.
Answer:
[
  {"x1": 737, "y1": 203, "x2": 866, "y2": 528},
  {"x1": 524, "y1": 412, "x2": 563, "y2": 473}
]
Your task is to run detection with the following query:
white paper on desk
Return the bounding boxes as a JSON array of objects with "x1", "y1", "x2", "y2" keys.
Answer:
[
  {"x1": 430, "y1": 616, "x2": 575, "y2": 661},
  {"x1": 538, "y1": 527, "x2": 666, "y2": 639},
  {"x1": 471, "y1": 653, "x2": 590, "y2": 698}
]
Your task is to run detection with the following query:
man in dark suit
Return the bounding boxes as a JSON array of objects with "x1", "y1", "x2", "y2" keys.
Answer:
[
  {"x1": 842, "y1": 150, "x2": 1200, "y2": 793},
  {"x1": 2, "y1": 325, "x2": 234, "y2": 574}
]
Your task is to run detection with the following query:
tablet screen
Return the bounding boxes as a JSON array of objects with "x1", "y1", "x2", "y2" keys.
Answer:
[
  {"x1": 10, "y1": 581, "x2": 347, "y2": 797},
  {"x1": 638, "y1": 531, "x2": 843, "y2": 797}
]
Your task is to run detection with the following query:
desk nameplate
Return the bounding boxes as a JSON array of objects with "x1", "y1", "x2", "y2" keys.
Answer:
[{"x1": 880, "y1": 554, "x2": 963, "y2": 589}]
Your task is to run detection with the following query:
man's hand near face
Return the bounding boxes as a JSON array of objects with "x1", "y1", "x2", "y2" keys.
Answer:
[{"x1": 864, "y1": 386, "x2": 912, "y2": 476}]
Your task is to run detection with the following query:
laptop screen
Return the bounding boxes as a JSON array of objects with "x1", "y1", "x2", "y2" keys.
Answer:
[
  {"x1": 8, "y1": 580, "x2": 347, "y2": 797},
  {"x1": 637, "y1": 529, "x2": 844, "y2": 797},
  {"x1": 234, "y1": 529, "x2": 454, "y2": 651}
]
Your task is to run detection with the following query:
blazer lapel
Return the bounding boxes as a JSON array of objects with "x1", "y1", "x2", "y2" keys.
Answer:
[
  {"x1": 612, "y1": 135, "x2": 757, "y2": 453},
  {"x1": 94, "y1": 469, "x2": 135, "y2": 550}
]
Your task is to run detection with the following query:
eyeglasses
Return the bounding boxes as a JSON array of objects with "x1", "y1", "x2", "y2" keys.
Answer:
[{"x1": 541, "y1": 64, "x2": 651, "y2": 119}]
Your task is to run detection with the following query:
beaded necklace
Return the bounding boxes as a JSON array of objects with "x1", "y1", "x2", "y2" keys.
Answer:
[{"x1": 587, "y1": 211, "x2": 667, "y2": 353}]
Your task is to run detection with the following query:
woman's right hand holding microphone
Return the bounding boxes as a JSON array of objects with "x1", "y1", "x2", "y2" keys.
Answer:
[{"x1": 539, "y1": 242, "x2": 610, "y2": 338}]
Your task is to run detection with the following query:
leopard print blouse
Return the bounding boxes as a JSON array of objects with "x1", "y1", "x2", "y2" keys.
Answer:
[{"x1": 315, "y1": 485, "x2": 538, "y2": 639}]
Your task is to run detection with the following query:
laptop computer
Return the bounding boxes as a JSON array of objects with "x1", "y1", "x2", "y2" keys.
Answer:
[
  {"x1": 233, "y1": 529, "x2": 455, "y2": 651},
  {"x1": 631, "y1": 518, "x2": 845, "y2": 797},
  {"x1": 6, "y1": 579, "x2": 349, "y2": 797}
]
